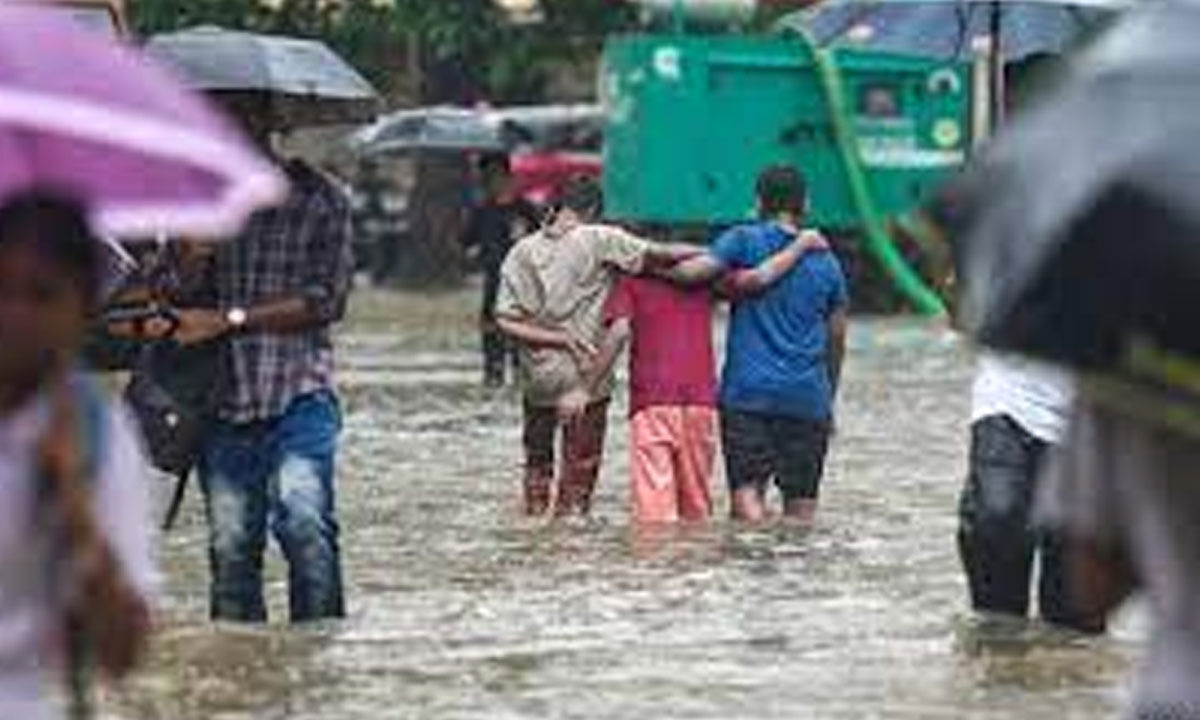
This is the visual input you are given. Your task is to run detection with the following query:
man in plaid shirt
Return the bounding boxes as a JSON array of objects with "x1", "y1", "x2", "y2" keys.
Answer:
[{"x1": 175, "y1": 153, "x2": 353, "y2": 623}]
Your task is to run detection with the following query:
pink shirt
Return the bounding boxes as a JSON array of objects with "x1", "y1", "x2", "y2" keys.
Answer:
[{"x1": 604, "y1": 276, "x2": 717, "y2": 417}]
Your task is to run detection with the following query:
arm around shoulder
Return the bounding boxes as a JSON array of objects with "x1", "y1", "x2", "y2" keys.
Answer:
[
  {"x1": 657, "y1": 252, "x2": 727, "y2": 286},
  {"x1": 724, "y1": 230, "x2": 829, "y2": 297}
]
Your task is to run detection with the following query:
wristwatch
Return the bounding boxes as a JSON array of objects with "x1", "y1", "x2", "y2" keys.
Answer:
[{"x1": 225, "y1": 307, "x2": 248, "y2": 331}]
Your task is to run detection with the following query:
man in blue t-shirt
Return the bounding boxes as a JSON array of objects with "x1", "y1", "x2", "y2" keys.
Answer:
[{"x1": 666, "y1": 165, "x2": 849, "y2": 523}]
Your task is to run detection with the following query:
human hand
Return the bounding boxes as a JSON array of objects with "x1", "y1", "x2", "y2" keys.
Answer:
[
  {"x1": 61, "y1": 538, "x2": 150, "y2": 680},
  {"x1": 80, "y1": 572, "x2": 151, "y2": 679},
  {"x1": 565, "y1": 335, "x2": 598, "y2": 372},
  {"x1": 172, "y1": 309, "x2": 229, "y2": 346},
  {"x1": 109, "y1": 314, "x2": 176, "y2": 341},
  {"x1": 144, "y1": 314, "x2": 176, "y2": 338},
  {"x1": 557, "y1": 387, "x2": 592, "y2": 425},
  {"x1": 797, "y1": 230, "x2": 829, "y2": 252}
]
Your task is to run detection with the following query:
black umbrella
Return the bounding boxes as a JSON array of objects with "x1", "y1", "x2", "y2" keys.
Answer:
[
  {"x1": 351, "y1": 106, "x2": 522, "y2": 156},
  {"x1": 147, "y1": 26, "x2": 381, "y2": 129},
  {"x1": 780, "y1": 0, "x2": 1123, "y2": 126},
  {"x1": 786, "y1": 1, "x2": 1113, "y2": 63},
  {"x1": 944, "y1": 1, "x2": 1200, "y2": 415},
  {"x1": 490, "y1": 105, "x2": 605, "y2": 152}
]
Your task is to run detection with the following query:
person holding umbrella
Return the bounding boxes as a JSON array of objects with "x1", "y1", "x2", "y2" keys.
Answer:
[
  {"x1": 148, "y1": 24, "x2": 376, "y2": 623},
  {"x1": 943, "y1": 2, "x2": 1200, "y2": 714},
  {"x1": 0, "y1": 5, "x2": 286, "y2": 715},
  {"x1": 170, "y1": 104, "x2": 355, "y2": 624},
  {"x1": 461, "y1": 152, "x2": 541, "y2": 388}
]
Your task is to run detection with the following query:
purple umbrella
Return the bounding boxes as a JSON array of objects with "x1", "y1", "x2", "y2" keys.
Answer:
[{"x1": 0, "y1": 6, "x2": 286, "y2": 239}]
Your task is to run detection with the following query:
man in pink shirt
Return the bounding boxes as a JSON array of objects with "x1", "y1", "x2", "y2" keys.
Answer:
[
  {"x1": 575, "y1": 231, "x2": 825, "y2": 523},
  {"x1": 603, "y1": 276, "x2": 718, "y2": 522}
]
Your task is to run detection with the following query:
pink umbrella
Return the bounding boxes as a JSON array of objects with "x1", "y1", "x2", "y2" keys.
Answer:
[{"x1": 0, "y1": 6, "x2": 286, "y2": 238}]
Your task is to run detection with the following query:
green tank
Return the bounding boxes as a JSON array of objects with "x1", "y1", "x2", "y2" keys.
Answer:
[{"x1": 602, "y1": 33, "x2": 973, "y2": 230}]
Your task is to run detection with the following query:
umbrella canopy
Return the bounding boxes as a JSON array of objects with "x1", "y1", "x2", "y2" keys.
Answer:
[
  {"x1": 943, "y1": 1, "x2": 1200, "y2": 403},
  {"x1": 490, "y1": 105, "x2": 605, "y2": 152},
  {"x1": 787, "y1": 0, "x2": 1117, "y2": 63},
  {"x1": 0, "y1": 7, "x2": 285, "y2": 238},
  {"x1": 147, "y1": 26, "x2": 380, "y2": 129},
  {"x1": 352, "y1": 107, "x2": 525, "y2": 156},
  {"x1": 352, "y1": 104, "x2": 607, "y2": 158}
]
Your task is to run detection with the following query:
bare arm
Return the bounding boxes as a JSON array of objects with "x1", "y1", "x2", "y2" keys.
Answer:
[
  {"x1": 496, "y1": 313, "x2": 598, "y2": 370},
  {"x1": 583, "y1": 318, "x2": 631, "y2": 396},
  {"x1": 175, "y1": 195, "x2": 353, "y2": 344},
  {"x1": 827, "y1": 307, "x2": 848, "y2": 398},
  {"x1": 558, "y1": 318, "x2": 631, "y2": 422},
  {"x1": 642, "y1": 242, "x2": 703, "y2": 267},
  {"x1": 174, "y1": 292, "x2": 331, "y2": 344},
  {"x1": 243, "y1": 297, "x2": 328, "y2": 333},
  {"x1": 495, "y1": 313, "x2": 573, "y2": 351},
  {"x1": 721, "y1": 230, "x2": 829, "y2": 298},
  {"x1": 657, "y1": 252, "x2": 727, "y2": 286}
]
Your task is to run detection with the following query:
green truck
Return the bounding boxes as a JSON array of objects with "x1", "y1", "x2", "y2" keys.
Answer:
[{"x1": 601, "y1": 24, "x2": 976, "y2": 313}]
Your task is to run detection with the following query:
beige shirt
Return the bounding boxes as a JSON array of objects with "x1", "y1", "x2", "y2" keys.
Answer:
[{"x1": 496, "y1": 222, "x2": 650, "y2": 406}]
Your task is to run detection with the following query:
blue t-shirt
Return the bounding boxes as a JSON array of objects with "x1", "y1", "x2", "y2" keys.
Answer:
[{"x1": 711, "y1": 223, "x2": 849, "y2": 421}]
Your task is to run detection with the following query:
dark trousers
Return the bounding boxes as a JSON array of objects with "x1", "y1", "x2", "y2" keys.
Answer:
[
  {"x1": 481, "y1": 271, "x2": 516, "y2": 386},
  {"x1": 522, "y1": 400, "x2": 610, "y2": 516},
  {"x1": 957, "y1": 414, "x2": 1090, "y2": 630}
]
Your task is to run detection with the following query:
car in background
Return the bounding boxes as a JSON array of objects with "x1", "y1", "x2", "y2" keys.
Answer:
[{"x1": 493, "y1": 104, "x2": 604, "y2": 206}]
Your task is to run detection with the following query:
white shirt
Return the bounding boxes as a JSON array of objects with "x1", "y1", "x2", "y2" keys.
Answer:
[
  {"x1": 971, "y1": 352, "x2": 1075, "y2": 443},
  {"x1": 0, "y1": 391, "x2": 156, "y2": 719}
]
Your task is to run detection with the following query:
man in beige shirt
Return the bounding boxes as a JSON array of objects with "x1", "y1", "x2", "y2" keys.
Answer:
[{"x1": 495, "y1": 177, "x2": 694, "y2": 516}]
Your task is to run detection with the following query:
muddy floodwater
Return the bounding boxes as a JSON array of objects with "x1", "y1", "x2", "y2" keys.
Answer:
[{"x1": 104, "y1": 288, "x2": 1142, "y2": 720}]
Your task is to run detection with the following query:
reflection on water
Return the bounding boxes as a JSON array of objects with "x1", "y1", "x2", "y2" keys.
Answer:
[{"x1": 105, "y1": 291, "x2": 1137, "y2": 719}]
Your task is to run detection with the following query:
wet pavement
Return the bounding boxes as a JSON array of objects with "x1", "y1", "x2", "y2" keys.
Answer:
[{"x1": 105, "y1": 288, "x2": 1141, "y2": 720}]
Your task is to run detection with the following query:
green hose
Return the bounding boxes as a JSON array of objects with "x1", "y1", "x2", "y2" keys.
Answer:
[{"x1": 789, "y1": 27, "x2": 948, "y2": 317}]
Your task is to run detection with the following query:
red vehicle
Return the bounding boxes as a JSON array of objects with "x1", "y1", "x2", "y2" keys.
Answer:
[
  {"x1": 493, "y1": 104, "x2": 604, "y2": 207},
  {"x1": 511, "y1": 151, "x2": 602, "y2": 206}
]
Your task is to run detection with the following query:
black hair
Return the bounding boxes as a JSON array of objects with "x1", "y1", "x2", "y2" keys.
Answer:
[
  {"x1": 478, "y1": 152, "x2": 512, "y2": 177},
  {"x1": 756, "y1": 165, "x2": 807, "y2": 218},
  {"x1": 554, "y1": 174, "x2": 603, "y2": 219},
  {"x1": 0, "y1": 191, "x2": 102, "y2": 306}
]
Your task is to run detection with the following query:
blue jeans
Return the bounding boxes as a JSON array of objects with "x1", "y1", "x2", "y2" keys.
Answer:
[{"x1": 199, "y1": 391, "x2": 346, "y2": 623}]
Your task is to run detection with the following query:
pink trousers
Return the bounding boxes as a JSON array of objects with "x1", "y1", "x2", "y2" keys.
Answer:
[{"x1": 630, "y1": 406, "x2": 716, "y2": 523}]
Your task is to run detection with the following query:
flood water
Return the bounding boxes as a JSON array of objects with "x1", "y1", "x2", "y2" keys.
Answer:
[{"x1": 105, "y1": 288, "x2": 1141, "y2": 720}]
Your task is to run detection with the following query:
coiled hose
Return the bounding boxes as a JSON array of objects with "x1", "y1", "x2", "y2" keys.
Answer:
[{"x1": 788, "y1": 26, "x2": 948, "y2": 316}]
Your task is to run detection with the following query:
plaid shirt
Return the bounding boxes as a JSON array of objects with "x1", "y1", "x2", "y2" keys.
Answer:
[{"x1": 215, "y1": 160, "x2": 353, "y2": 424}]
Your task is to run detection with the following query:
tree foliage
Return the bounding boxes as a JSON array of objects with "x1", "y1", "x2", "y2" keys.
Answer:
[{"x1": 133, "y1": 0, "x2": 638, "y2": 103}]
